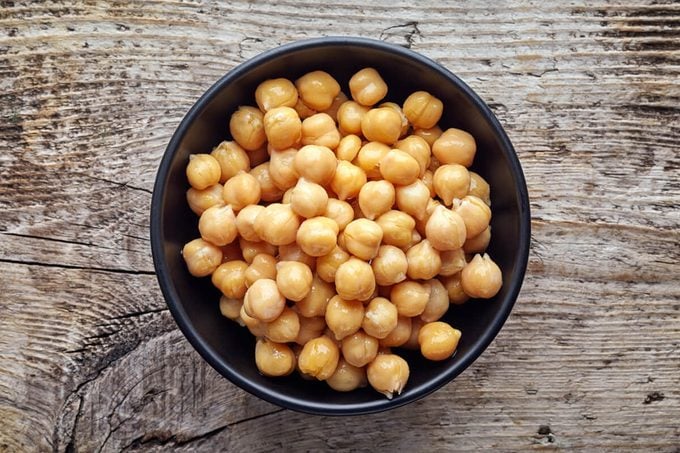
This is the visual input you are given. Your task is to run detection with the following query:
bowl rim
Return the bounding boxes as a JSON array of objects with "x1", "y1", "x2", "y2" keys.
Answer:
[{"x1": 150, "y1": 36, "x2": 531, "y2": 416}]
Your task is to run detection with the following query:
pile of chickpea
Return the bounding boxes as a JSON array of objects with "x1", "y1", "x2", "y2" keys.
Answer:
[{"x1": 181, "y1": 67, "x2": 503, "y2": 399}]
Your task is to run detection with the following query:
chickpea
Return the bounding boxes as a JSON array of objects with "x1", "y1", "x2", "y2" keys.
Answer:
[
  {"x1": 330, "y1": 161, "x2": 366, "y2": 201},
  {"x1": 418, "y1": 321, "x2": 461, "y2": 361},
  {"x1": 321, "y1": 91, "x2": 348, "y2": 122},
  {"x1": 464, "y1": 226, "x2": 491, "y2": 254},
  {"x1": 243, "y1": 278, "x2": 286, "y2": 322},
  {"x1": 413, "y1": 125, "x2": 443, "y2": 147},
  {"x1": 296, "y1": 274, "x2": 334, "y2": 317},
  {"x1": 250, "y1": 162, "x2": 285, "y2": 202},
  {"x1": 295, "y1": 315, "x2": 327, "y2": 345},
  {"x1": 281, "y1": 187, "x2": 294, "y2": 204},
  {"x1": 276, "y1": 260, "x2": 313, "y2": 302},
  {"x1": 454, "y1": 195, "x2": 491, "y2": 239},
  {"x1": 358, "y1": 180, "x2": 395, "y2": 220},
  {"x1": 391, "y1": 281, "x2": 431, "y2": 317},
  {"x1": 335, "y1": 258, "x2": 376, "y2": 302},
  {"x1": 340, "y1": 331, "x2": 377, "y2": 368},
  {"x1": 326, "y1": 358, "x2": 367, "y2": 392},
  {"x1": 298, "y1": 335, "x2": 340, "y2": 380},
  {"x1": 294, "y1": 145, "x2": 337, "y2": 186},
  {"x1": 186, "y1": 154, "x2": 221, "y2": 190},
  {"x1": 420, "y1": 279, "x2": 450, "y2": 323},
  {"x1": 301, "y1": 113, "x2": 341, "y2": 149},
  {"x1": 379, "y1": 150, "x2": 420, "y2": 186},
  {"x1": 343, "y1": 218, "x2": 383, "y2": 260},
  {"x1": 366, "y1": 354, "x2": 410, "y2": 399},
  {"x1": 295, "y1": 70, "x2": 341, "y2": 111},
  {"x1": 326, "y1": 296, "x2": 365, "y2": 340},
  {"x1": 349, "y1": 67, "x2": 388, "y2": 106},
  {"x1": 265, "y1": 307, "x2": 300, "y2": 343},
  {"x1": 349, "y1": 199, "x2": 366, "y2": 220},
  {"x1": 440, "y1": 273, "x2": 470, "y2": 305},
  {"x1": 439, "y1": 247, "x2": 467, "y2": 276},
  {"x1": 212, "y1": 260, "x2": 248, "y2": 299},
  {"x1": 461, "y1": 253, "x2": 502, "y2": 299},
  {"x1": 362, "y1": 297, "x2": 399, "y2": 339},
  {"x1": 290, "y1": 177, "x2": 329, "y2": 218},
  {"x1": 240, "y1": 304, "x2": 266, "y2": 336},
  {"x1": 395, "y1": 179, "x2": 430, "y2": 221},
  {"x1": 245, "y1": 253, "x2": 278, "y2": 287},
  {"x1": 415, "y1": 197, "x2": 441, "y2": 235},
  {"x1": 422, "y1": 170, "x2": 435, "y2": 197},
  {"x1": 468, "y1": 171, "x2": 491, "y2": 205},
  {"x1": 186, "y1": 183, "x2": 224, "y2": 216},
  {"x1": 316, "y1": 246, "x2": 350, "y2": 283},
  {"x1": 428, "y1": 154, "x2": 441, "y2": 172},
  {"x1": 219, "y1": 296, "x2": 243, "y2": 323},
  {"x1": 379, "y1": 315, "x2": 412, "y2": 348},
  {"x1": 239, "y1": 238, "x2": 277, "y2": 264},
  {"x1": 222, "y1": 171, "x2": 261, "y2": 211},
  {"x1": 336, "y1": 134, "x2": 362, "y2": 161},
  {"x1": 406, "y1": 239, "x2": 442, "y2": 280},
  {"x1": 253, "y1": 203, "x2": 300, "y2": 246},
  {"x1": 235, "y1": 204, "x2": 265, "y2": 242},
  {"x1": 433, "y1": 164, "x2": 470, "y2": 206},
  {"x1": 296, "y1": 216, "x2": 339, "y2": 257},
  {"x1": 361, "y1": 107, "x2": 402, "y2": 145},
  {"x1": 324, "y1": 198, "x2": 354, "y2": 231},
  {"x1": 395, "y1": 135, "x2": 430, "y2": 176},
  {"x1": 371, "y1": 245, "x2": 408, "y2": 287},
  {"x1": 229, "y1": 106, "x2": 266, "y2": 151},
  {"x1": 354, "y1": 141, "x2": 390, "y2": 179},
  {"x1": 278, "y1": 242, "x2": 316, "y2": 270},
  {"x1": 425, "y1": 205, "x2": 467, "y2": 251},
  {"x1": 255, "y1": 78, "x2": 298, "y2": 112},
  {"x1": 268, "y1": 148, "x2": 299, "y2": 190},
  {"x1": 294, "y1": 97, "x2": 317, "y2": 119},
  {"x1": 210, "y1": 141, "x2": 250, "y2": 183},
  {"x1": 255, "y1": 338, "x2": 296, "y2": 377},
  {"x1": 337, "y1": 101, "x2": 369, "y2": 135},
  {"x1": 182, "y1": 238, "x2": 223, "y2": 277},
  {"x1": 379, "y1": 102, "x2": 409, "y2": 138},
  {"x1": 432, "y1": 128, "x2": 477, "y2": 168},
  {"x1": 402, "y1": 91, "x2": 443, "y2": 129},
  {"x1": 405, "y1": 229, "x2": 423, "y2": 251},
  {"x1": 220, "y1": 241, "x2": 243, "y2": 262},
  {"x1": 198, "y1": 204, "x2": 237, "y2": 246},
  {"x1": 376, "y1": 210, "x2": 416, "y2": 248},
  {"x1": 251, "y1": 145, "x2": 271, "y2": 168}
]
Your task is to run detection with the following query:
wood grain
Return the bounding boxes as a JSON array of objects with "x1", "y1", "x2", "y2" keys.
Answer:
[{"x1": 0, "y1": 0, "x2": 678, "y2": 451}]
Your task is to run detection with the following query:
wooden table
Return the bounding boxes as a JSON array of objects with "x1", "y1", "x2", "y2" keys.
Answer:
[{"x1": 1, "y1": 1, "x2": 678, "y2": 451}]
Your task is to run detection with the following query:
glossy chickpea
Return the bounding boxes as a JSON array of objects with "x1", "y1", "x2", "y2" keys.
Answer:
[
  {"x1": 294, "y1": 145, "x2": 337, "y2": 186},
  {"x1": 362, "y1": 297, "x2": 399, "y2": 339},
  {"x1": 349, "y1": 67, "x2": 388, "y2": 106},
  {"x1": 264, "y1": 307, "x2": 300, "y2": 343},
  {"x1": 376, "y1": 210, "x2": 416, "y2": 248},
  {"x1": 210, "y1": 141, "x2": 250, "y2": 183},
  {"x1": 358, "y1": 180, "x2": 395, "y2": 220},
  {"x1": 301, "y1": 113, "x2": 341, "y2": 149},
  {"x1": 454, "y1": 195, "x2": 491, "y2": 239},
  {"x1": 425, "y1": 205, "x2": 467, "y2": 251},
  {"x1": 239, "y1": 238, "x2": 277, "y2": 264},
  {"x1": 275, "y1": 261, "x2": 313, "y2": 302},
  {"x1": 298, "y1": 335, "x2": 340, "y2": 380},
  {"x1": 433, "y1": 164, "x2": 470, "y2": 206},
  {"x1": 244, "y1": 253, "x2": 277, "y2": 287},
  {"x1": 324, "y1": 198, "x2": 354, "y2": 231},
  {"x1": 406, "y1": 239, "x2": 442, "y2": 280},
  {"x1": 335, "y1": 134, "x2": 362, "y2": 161},
  {"x1": 464, "y1": 226, "x2": 491, "y2": 254},
  {"x1": 440, "y1": 273, "x2": 469, "y2": 305},
  {"x1": 343, "y1": 219, "x2": 383, "y2": 260},
  {"x1": 418, "y1": 321, "x2": 461, "y2": 361},
  {"x1": 361, "y1": 107, "x2": 402, "y2": 145},
  {"x1": 293, "y1": 97, "x2": 317, "y2": 119},
  {"x1": 326, "y1": 296, "x2": 365, "y2": 340},
  {"x1": 316, "y1": 246, "x2": 350, "y2": 283},
  {"x1": 371, "y1": 245, "x2": 408, "y2": 287},
  {"x1": 255, "y1": 338, "x2": 296, "y2": 377},
  {"x1": 229, "y1": 106, "x2": 266, "y2": 151},
  {"x1": 341, "y1": 330, "x2": 378, "y2": 368},
  {"x1": 255, "y1": 78, "x2": 298, "y2": 112},
  {"x1": 212, "y1": 260, "x2": 248, "y2": 298},
  {"x1": 321, "y1": 91, "x2": 348, "y2": 122},
  {"x1": 402, "y1": 91, "x2": 443, "y2": 129},
  {"x1": 379, "y1": 102, "x2": 409, "y2": 138},
  {"x1": 222, "y1": 171, "x2": 261, "y2": 211},
  {"x1": 278, "y1": 243, "x2": 316, "y2": 270},
  {"x1": 296, "y1": 274, "x2": 334, "y2": 317},
  {"x1": 290, "y1": 178, "x2": 328, "y2": 218},
  {"x1": 415, "y1": 197, "x2": 441, "y2": 235},
  {"x1": 439, "y1": 247, "x2": 467, "y2": 276},
  {"x1": 198, "y1": 204, "x2": 237, "y2": 246},
  {"x1": 294, "y1": 315, "x2": 327, "y2": 345},
  {"x1": 268, "y1": 148, "x2": 299, "y2": 190},
  {"x1": 296, "y1": 216, "x2": 339, "y2": 257},
  {"x1": 395, "y1": 135, "x2": 430, "y2": 176},
  {"x1": 186, "y1": 183, "x2": 224, "y2": 216},
  {"x1": 330, "y1": 161, "x2": 366, "y2": 201},
  {"x1": 379, "y1": 315, "x2": 412, "y2": 347},
  {"x1": 395, "y1": 179, "x2": 430, "y2": 221},
  {"x1": 468, "y1": 171, "x2": 491, "y2": 205},
  {"x1": 379, "y1": 150, "x2": 420, "y2": 186},
  {"x1": 250, "y1": 162, "x2": 285, "y2": 202},
  {"x1": 405, "y1": 229, "x2": 422, "y2": 251},
  {"x1": 295, "y1": 70, "x2": 341, "y2": 111},
  {"x1": 336, "y1": 101, "x2": 369, "y2": 136},
  {"x1": 421, "y1": 279, "x2": 450, "y2": 323},
  {"x1": 326, "y1": 358, "x2": 367, "y2": 392},
  {"x1": 219, "y1": 296, "x2": 242, "y2": 323},
  {"x1": 391, "y1": 281, "x2": 431, "y2": 317},
  {"x1": 413, "y1": 125, "x2": 443, "y2": 147},
  {"x1": 253, "y1": 203, "x2": 300, "y2": 246},
  {"x1": 432, "y1": 128, "x2": 477, "y2": 167},
  {"x1": 354, "y1": 141, "x2": 390, "y2": 179},
  {"x1": 422, "y1": 170, "x2": 435, "y2": 197},
  {"x1": 182, "y1": 238, "x2": 223, "y2": 277},
  {"x1": 235, "y1": 205, "x2": 264, "y2": 242},
  {"x1": 243, "y1": 278, "x2": 286, "y2": 322},
  {"x1": 335, "y1": 258, "x2": 376, "y2": 302},
  {"x1": 367, "y1": 354, "x2": 410, "y2": 399},
  {"x1": 240, "y1": 304, "x2": 266, "y2": 336},
  {"x1": 461, "y1": 253, "x2": 502, "y2": 299},
  {"x1": 186, "y1": 154, "x2": 221, "y2": 190}
]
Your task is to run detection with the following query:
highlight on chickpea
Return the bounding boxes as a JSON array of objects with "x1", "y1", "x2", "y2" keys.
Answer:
[{"x1": 181, "y1": 67, "x2": 503, "y2": 399}]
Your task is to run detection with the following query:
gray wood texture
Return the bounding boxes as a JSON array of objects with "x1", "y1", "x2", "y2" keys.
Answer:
[{"x1": 1, "y1": 0, "x2": 678, "y2": 451}]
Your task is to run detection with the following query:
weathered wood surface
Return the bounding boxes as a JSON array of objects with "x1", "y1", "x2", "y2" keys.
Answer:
[{"x1": 1, "y1": 0, "x2": 679, "y2": 451}]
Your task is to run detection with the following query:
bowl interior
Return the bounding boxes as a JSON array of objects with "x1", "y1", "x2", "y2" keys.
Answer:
[{"x1": 152, "y1": 38, "x2": 530, "y2": 415}]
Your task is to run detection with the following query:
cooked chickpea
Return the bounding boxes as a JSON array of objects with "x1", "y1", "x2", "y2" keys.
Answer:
[
  {"x1": 461, "y1": 253, "x2": 502, "y2": 299},
  {"x1": 330, "y1": 161, "x2": 366, "y2": 201},
  {"x1": 186, "y1": 154, "x2": 221, "y2": 190},
  {"x1": 295, "y1": 70, "x2": 341, "y2": 111},
  {"x1": 235, "y1": 204, "x2": 265, "y2": 242},
  {"x1": 336, "y1": 101, "x2": 369, "y2": 135},
  {"x1": 297, "y1": 335, "x2": 340, "y2": 380},
  {"x1": 268, "y1": 148, "x2": 299, "y2": 190},
  {"x1": 250, "y1": 162, "x2": 285, "y2": 202},
  {"x1": 361, "y1": 107, "x2": 402, "y2": 145},
  {"x1": 296, "y1": 274, "x2": 334, "y2": 317},
  {"x1": 335, "y1": 134, "x2": 362, "y2": 161},
  {"x1": 322, "y1": 91, "x2": 348, "y2": 122},
  {"x1": 439, "y1": 247, "x2": 467, "y2": 276},
  {"x1": 198, "y1": 204, "x2": 237, "y2": 246},
  {"x1": 402, "y1": 91, "x2": 443, "y2": 129},
  {"x1": 239, "y1": 238, "x2": 277, "y2": 264},
  {"x1": 413, "y1": 125, "x2": 443, "y2": 147},
  {"x1": 325, "y1": 296, "x2": 365, "y2": 340},
  {"x1": 371, "y1": 245, "x2": 408, "y2": 287},
  {"x1": 301, "y1": 112, "x2": 341, "y2": 149},
  {"x1": 210, "y1": 141, "x2": 250, "y2": 183},
  {"x1": 278, "y1": 242, "x2": 316, "y2": 270},
  {"x1": 243, "y1": 278, "x2": 286, "y2": 322},
  {"x1": 275, "y1": 260, "x2": 313, "y2": 301},
  {"x1": 464, "y1": 226, "x2": 491, "y2": 254},
  {"x1": 379, "y1": 149, "x2": 420, "y2": 186},
  {"x1": 432, "y1": 128, "x2": 477, "y2": 167},
  {"x1": 264, "y1": 307, "x2": 300, "y2": 343},
  {"x1": 229, "y1": 106, "x2": 266, "y2": 151},
  {"x1": 219, "y1": 296, "x2": 242, "y2": 323},
  {"x1": 420, "y1": 279, "x2": 450, "y2": 323},
  {"x1": 343, "y1": 218, "x2": 383, "y2": 260},
  {"x1": 294, "y1": 97, "x2": 317, "y2": 119},
  {"x1": 212, "y1": 260, "x2": 248, "y2": 298},
  {"x1": 182, "y1": 238, "x2": 223, "y2": 277},
  {"x1": 406, "y1": 239, "x2": 442, "y2": 280},
  {"x1": 296, "y1": 216, "x2": 339, "y2": 257},
  {"x1": 395, "y1": 135, "x2": 430, "y2": 176},
  {"x1": 469, "y1": 171, "x2": 491, "y2": 205},
  {"x1": 391, "y1": 281, "x2": 431, "y2": 317},
  {"x1": 186, "y1": 183, "x2": 224, "y2": 216},
  {"x1": 294, "y1": 315, "x2": 326, "y2": 345},
  {"x1": 366, "y1": 354, "x2": 409, "y2": 399},
  {"x1": 324, "y1": 198, "x2": 354, "y2": 231},
  {"x1": 378, "y1": 315, "x2": 411, "y2": 347},
  {"x1": 454, "y1": 195, "x2": 491, "y2": 239},
  {"x1": 405, "y1": 229, "x2": 422, "y2": 251},
  {"x1": 376, "y1": 210, "x2": 416, "y2": 248},
  {"x1": 358, "y1": 180, "x2": 395, "y2": 220},
  {"x1": 440, "y1": 273, "x2": 470, "y2": 305},
  {"x1": 422, "y1": 170, "x2": 435, "y2": 197},
  {"x1": 349, "y1": 67, "x2": 388, "y2": 106},
  {"x1": 335, "y1": 258, "x2": 376, "y2": 302},
  {"x1": 340, "y1": 331, "x2": 377, "y2": 368},
  {"x1": 316, "y1": 246, "x2": 350, "y2": 283},
  {"x1": 294, "y1": 145, "x2": 337, "y2": 185},
  {"x1": 433, "y1": 164, "x2": 470, "y2": 206},
  {"x1": 354, "y1": 141, "x2": 390, "y2": 179},
  {"x1": 362, "y1": 297, "x2": 399, "y2": 339},
  {"x1": 326, "y1": 358, "x2": 367, "y2": 392},
  {"x1": 245, "y1": 253, "x2": 277, "y2": 287},
  {"x1": 425, "y1": 205, "x2": 467, "y2": 251},
  {"x1": 395, "y1": 179, "x2": 430, "y2": 220},
  {"x1": 253, "y1": 203, "x2": 300, "y2": 246},
  {"x1": 290, "y1": 178, "x2": 328, "y2": 218},
  {"x1": 418, "y1": 321, "x2": 461, "y2": 361},
  {"x1": 222, "y1": 171, "x2": 261, "y2": 211},
  {"x1": 428, "y1": 154, "x2": 441, "y2": 172},
  {"x1": 240, "y1": 304, "x2": 266, "y2": 336},
  {"x1": 255, "y1": 78, "x2": 298, "y2": 112},
  {"x1": 255, "y1": 338, "x2": 296, "y2": 377},
  {"x1": 416, "y1": 197, "x2": 441, "y2": 235},
  {"x1": 379, "y1": 102, "x2": 409, "y2": 138}
]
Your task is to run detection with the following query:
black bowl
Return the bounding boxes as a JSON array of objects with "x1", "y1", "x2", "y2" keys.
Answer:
[{"x1": 151, "y1": 37, "x2": 530, "y2": 415}]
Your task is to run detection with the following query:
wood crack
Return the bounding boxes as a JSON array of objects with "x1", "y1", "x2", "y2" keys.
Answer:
[
  {"x1": 0, "y1": 257, "x2": 155, "y2": 276},
  {"x1": 1, "y1": 231, "x2": 121, "y2": 251}
]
